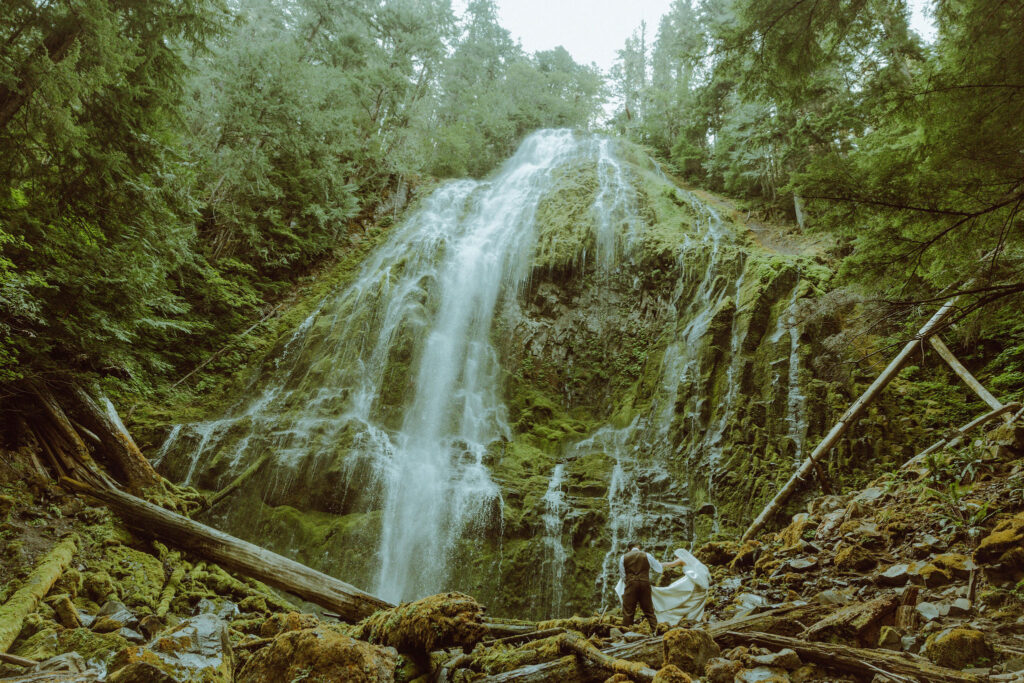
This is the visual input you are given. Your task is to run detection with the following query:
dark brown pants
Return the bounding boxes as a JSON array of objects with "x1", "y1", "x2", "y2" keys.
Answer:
[{"x1": 621, "y1": 580, "x2": 657, "y2": 629}]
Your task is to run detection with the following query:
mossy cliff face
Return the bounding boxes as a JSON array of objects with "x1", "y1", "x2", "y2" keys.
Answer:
[{"x1": 146, "y1": 132, "x2": 936, "y2": 620}]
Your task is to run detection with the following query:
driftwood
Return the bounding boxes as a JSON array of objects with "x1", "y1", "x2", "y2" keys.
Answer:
[
  {"x1": 743, "y1": 299, "x2": 959, "y2": 542},
  {"x1": 902, "y1": 402, "x2": 1021, "y2": 469},
  {"x1": 717, "y1": 630, "x2": 983, "y2": 683},
  {"x1": 479, "y1": 602, "x2": 826, "y2": 682},
  {"x1": 60, "y1": 477, "x2": 392, "y2": 622},
  {"x1": 800, "y1": 594, "x2": 899, "y2": 646},
  {"x1": 0, "y1": 535, "x2": 78, "y2": 653}
]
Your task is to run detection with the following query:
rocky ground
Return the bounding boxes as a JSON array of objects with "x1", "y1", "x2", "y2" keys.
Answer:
[{"x1": 1, "y1": 417, "x2": 1023, "y2": 682}]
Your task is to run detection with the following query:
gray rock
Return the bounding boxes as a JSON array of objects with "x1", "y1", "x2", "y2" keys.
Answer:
[
  {"x1": 948, "y1": 598, "x2": 971, "y2": 616},
  {"x1": 738, "y1": 666, "x2": 791, "y2": 682},
  {"x1": 748, "y1": 648, "x2": 801, "y2": 670},
  {"x1": 877, "y1": 564, "x2": 911, "y2": 586},
  {"x1": 901, "y1": 635, "x2": 921, "y2": 653},
  {"x1": 118, "y1": 627, "x2": 146, "y2": 644},
  {"x1": 787, "y1": 558, "x2": 817, "y2": 573},
  {"x1": 813, "y1": 589, "x2": 852, "y2": 606},
  {"x1": 853, "y1": 487, "x2": 885, "y2": 504},
  {"x1": 916, "y1": 601, "x2": 941, "y2": 621},
  {"x1": 99, "y1": 600, "x2": 137, "y2": 628}
]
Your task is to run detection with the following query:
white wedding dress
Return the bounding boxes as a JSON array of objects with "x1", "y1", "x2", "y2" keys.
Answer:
[{"x1": 614, "y1": 548, "x2": 709, "y2": 624}]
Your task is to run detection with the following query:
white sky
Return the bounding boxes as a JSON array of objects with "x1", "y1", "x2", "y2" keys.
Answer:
[{"x1": 455, "y1": 0, "x2": 937, "y2": 75}]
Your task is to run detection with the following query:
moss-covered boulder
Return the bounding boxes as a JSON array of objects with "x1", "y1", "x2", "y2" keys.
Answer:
[
  {"x1": 663, "y1": 628, "x2": 720, "y2": 676},
  {"x1": 975, "y1": 511, "x2": 1024, "y2": 583},
  {"x1": 236, "y1": 627, "x2": 398, "y2": 683},
  {"x1": 923, "y1": 627, "x2": 993, "y2": 669},
  {"x1": 347, "y1": 592, "x2": 487, "y2": 656}
]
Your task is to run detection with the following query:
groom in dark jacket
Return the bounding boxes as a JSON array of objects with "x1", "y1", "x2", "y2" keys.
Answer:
[{"x1": 620, "y1": 542, "x2": 685, "y2": 630}]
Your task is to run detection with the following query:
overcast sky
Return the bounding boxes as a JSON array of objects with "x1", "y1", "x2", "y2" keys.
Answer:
[{"x1": 455, "y1": 0, "x2": 937, "y2": 75}]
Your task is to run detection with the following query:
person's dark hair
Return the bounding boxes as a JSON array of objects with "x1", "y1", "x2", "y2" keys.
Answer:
[{"x1": 628, "y1": 541, "x2": 640, "y2": 550}]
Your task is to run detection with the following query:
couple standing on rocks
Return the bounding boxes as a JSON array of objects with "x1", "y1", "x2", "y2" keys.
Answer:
[{"x1": 617, "y1": 542, "x2": 711, "y2": 631}]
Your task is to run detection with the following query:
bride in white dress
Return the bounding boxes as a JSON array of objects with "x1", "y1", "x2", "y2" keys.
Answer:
[{"x1": 615, "y1": 548, "x2": 709, "y2": 624}]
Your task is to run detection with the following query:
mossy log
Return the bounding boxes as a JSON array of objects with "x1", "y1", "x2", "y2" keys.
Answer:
[
  {"x1": 716, "y1": 630, "x2": 983, "y2": 683},
  {"x1": 208, "y1": 451, "x2": 273, "y2": 508},
  {"x1": 156, "y1": 564, "x2": 185, "y2": 619},
  {"x1": 479, "y1": 602, "x2": 825, "y2": 681},
  {"x1": 556, "y1": 631, "x2": 657, "y2": 682},
  {"x1": 61, "y1": 477, "x2": 392, "y2": 622},
  {"x1": 0, "y1": 534, "x2": 78, "y2": 653}
]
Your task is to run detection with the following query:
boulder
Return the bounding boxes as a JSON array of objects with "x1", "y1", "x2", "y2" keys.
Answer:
[
  {"x1": 705, "y1": 657, "x2": 744, "y2": 683},
  {"x1": 930, "y1": 553, "x2": 976, "y2": 580},
  {"x1": 737, "y1": 666, "x2": 790, "y2": 682},
  {"x1": 259, "y1": 611, "x2": 320, "y2": 638},
  {"x1": 746, "y1": 648, "x2": 801, "y2": 670},
  {"x1": 974, "y1": 512, "x2": 1024, "y2": 582},
  {"x1": 915, "y1": 602, "x2": 941, "y2": 622},
  {"x1": 779, "y1": 513, "x2": 813, "y2": 549},
  {"x1": 696, "y1": 541, "x2": 741, "y2": 566},
  {"x1": 730, "y1": 541, "x2": 761, "y2": 569},
  {"x1": 876, "y1": 564, "x2": 911, "y2": 586},
  {"x1": 652, "y1": 664, "x2": 693, "y2": 682},
  {"x1": 833, "y1": 544, "x2": 876, "y2": 572},
  {"x1": 146, "y1": 613, "x2": 233, "y2": 682},
  {"x1": 346, "y1": 592, "x2": 487, "y2": 656},
  {"x1": 878, "y1": 625, "x2": 902, "y2": 650},
  {"x1": 663, "y1": 628, "x2": 720, "y2": 675},
  {"x1": 923, "y1": 628, "x2": 993, "y2": 669},
  {"x1": 814, "y1": 509, "x2": 846, "y2": 541},
  {"x1": 236, "y1": 626, "x2": 398, "y2": 683}
]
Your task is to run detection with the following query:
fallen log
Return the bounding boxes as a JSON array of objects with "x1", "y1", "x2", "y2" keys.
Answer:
[
  {"x1": 742, "y1": 298, "x2": 959, "y2": 542},
  {"x1": 0, "y1": 535, "x2": 78, "y2": 653},
  {"x1": 902, "y1": 402, "x2": 1021, "y2": 469},
  {"x1": 716, "y1": 630, "x2": 982, "y2": 683},
  {"x1": 208, "y1": 451, "x2": 273, "y2": 508},
  {"x1": 479, "y1": 602, "x2": 826, "y2": 682},
  {"x1": 60, "y1": 477, "x2": 392, "y2": 622},
  {"x1": 481, "y1": 627, "x2": 566, "y2": 648},
  {"x1": 928, "y1": 336, "x2": 1006, "y2": 414},
  {"x1": 556, "y1": 631, "x2": 656, "y2": 682},
  {"x1": 0, "y1": 652, "x2": 37, "y2": 667}
]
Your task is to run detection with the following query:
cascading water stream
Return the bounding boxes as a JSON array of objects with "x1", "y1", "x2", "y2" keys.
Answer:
[
  {"x1": 540, "y1": 464, "x2": 568, "y2": 613},
  {"x1": 771, "y1": 288, "x2": 808, "y2": 464}
]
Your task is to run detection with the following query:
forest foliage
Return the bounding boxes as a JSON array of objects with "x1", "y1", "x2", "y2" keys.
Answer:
[
  {"x1": 609, "y1": 0, "x2": 1023, "y2": 318},
  {"x1": 1, "y1": 0, "x2": 1022, "y2": 399},
  {"x1": 0, "y1": 0, "x2": 603, "y2": 389}
]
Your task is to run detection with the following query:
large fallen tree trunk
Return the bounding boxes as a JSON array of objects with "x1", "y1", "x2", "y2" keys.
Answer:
[
  {"x1": 716, "y1": 630, "x2": 982, "y2": 683},
  {"x1": 555, "y1": 631, "x2": 657, "y2": 682},
  {"x1": 479, "y1": 602, "x2": 827, "y2": 682},
  {"x1": 0, "y1": 535, "x2": 78, "y2": 653},
  {"x1": 742, "y1": 298, "x2": 959, "y2": 541},
  {"x1": 60, "y1": 477, "x2": 393, "y2": 622}
]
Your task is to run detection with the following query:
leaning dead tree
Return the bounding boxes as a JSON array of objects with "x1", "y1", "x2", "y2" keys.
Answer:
[
  {"x1": 743, "y1": 297, "x2": 1016, "y2": 541},
  {"x1": 20, "y1": 381, "x2": 160, "y2": 494}
]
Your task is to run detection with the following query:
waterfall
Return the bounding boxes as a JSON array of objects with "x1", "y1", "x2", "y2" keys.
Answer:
[
  {"x1": 540, "y1": 463, "x2": 568, "y2": 614},
  {"x1": 157, "y1": 130, "x2": 644, "y2": 603},
  {"x1": 153, "y1": 129, "x2": 797, "y2": 614},
  {"x1": 772, "y1": 288, "x2": 808, "y2": 464}
]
